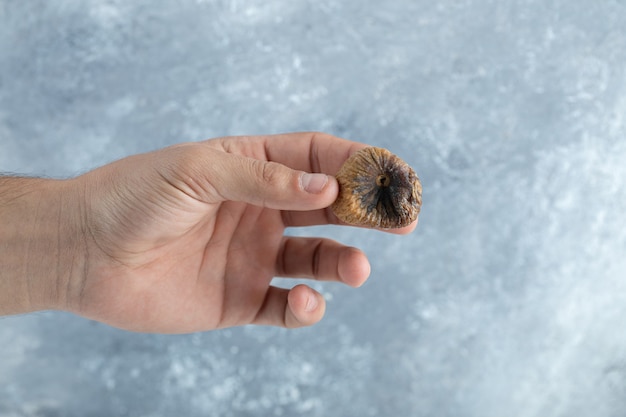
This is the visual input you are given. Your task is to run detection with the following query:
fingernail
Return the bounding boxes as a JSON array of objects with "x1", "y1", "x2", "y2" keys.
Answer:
[
  {"x1": 305, "y1": 293, "x2": 319, "y2": 312},
  {"x1": 301, "y1": 173, "x2": 329, "y2": 194}
]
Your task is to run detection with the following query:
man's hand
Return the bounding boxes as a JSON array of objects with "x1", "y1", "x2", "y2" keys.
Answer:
[{"x1": 1, "y1": 132, "x2": 417, "y2": 333}]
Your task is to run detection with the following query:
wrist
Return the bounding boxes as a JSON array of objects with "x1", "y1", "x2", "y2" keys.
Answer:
[{"x1": 0, "y1": 177, "x2": 87, "y2": 315}]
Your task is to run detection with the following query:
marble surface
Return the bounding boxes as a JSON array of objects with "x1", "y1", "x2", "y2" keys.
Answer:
[{"x1": 2, "y1": 1, "x2": 626, "y2": 416}]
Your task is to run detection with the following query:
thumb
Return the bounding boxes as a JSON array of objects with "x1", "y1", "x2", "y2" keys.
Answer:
[{"x1": 203, "y1": 151, "x2": 338, "y2": 211}]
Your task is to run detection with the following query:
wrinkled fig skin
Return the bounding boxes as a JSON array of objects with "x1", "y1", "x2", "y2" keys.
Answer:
[{"x1": 331, "y1": 147, "x2": 422, "y2": 229}]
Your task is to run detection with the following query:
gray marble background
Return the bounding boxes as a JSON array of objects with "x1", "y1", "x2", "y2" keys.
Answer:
[{"x1": 2, "y1": 1, "x2": 626, "y2": 416}]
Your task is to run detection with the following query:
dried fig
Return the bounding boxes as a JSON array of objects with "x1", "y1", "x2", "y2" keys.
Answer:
[{"x1": 331, "y1": 146, "x2": 422, "y2": 229}]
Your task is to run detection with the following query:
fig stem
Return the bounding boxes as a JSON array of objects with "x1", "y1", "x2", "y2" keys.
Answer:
[{"x1": 376, "y1": 174, "x2": 390, "y2": 187}]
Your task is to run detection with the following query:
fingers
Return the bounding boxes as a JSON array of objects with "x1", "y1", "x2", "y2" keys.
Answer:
[
  {"x1": 174, "y1": 146, "x2": 339, "y2": 211},
  {"x1": 211, "y1": 131, "x2": 367, "y2": 176},
  {"x1": 202, "y1": 131, "x2": 364, "y2": 211},
  {"x1": 252, "y1": 284, "x2": 326, "y2": 328},
  {"x1": 250, "y1": 237, "x2": 370, "y2": 328},
  {"x1": 276, "y1": 237, "x2": 371, "y2": 287},
  {"x1": 253, "y1": 236, "x2": 371, "y2": 328}
]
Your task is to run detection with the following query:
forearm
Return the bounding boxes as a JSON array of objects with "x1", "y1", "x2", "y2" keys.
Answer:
[{"x1": 0, "y1": 177, "x2": 84, "y2": 315}]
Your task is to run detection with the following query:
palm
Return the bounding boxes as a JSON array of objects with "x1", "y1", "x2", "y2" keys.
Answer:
[{"x1": 82, "y1": 186, "x2": 287, "y2": 333}]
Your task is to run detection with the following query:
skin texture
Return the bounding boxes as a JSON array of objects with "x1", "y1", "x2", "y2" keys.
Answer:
[{"x1": 0, "y1": 132, "x2": 417, "y2": 334}]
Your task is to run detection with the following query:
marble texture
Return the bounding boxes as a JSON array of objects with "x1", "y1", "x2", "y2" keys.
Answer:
[{"x1": 2, "y1": 0, "x2": 626, "y2": 416}]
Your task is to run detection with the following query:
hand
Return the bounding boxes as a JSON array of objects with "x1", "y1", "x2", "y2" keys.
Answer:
[{"x1": 1, "y1": 132, "x2": 417, "y2": 333}]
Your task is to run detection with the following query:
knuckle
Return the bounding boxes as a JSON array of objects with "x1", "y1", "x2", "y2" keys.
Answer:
[
  {"x1": 257, "y1": 160, "x2": 285, "y2": 187},
  {"x1": 159, "y1": 143, "x2": 224, "y2": 202}
]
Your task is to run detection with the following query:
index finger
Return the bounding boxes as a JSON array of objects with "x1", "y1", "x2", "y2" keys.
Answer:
[{"x1": 211, "y1": 131, "x2": 367, "y2": 175}]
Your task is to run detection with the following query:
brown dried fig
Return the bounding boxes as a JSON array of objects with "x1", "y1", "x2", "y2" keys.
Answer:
[{"x1": 331, "y1": 146, "x2": 422, "y2": 229}]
